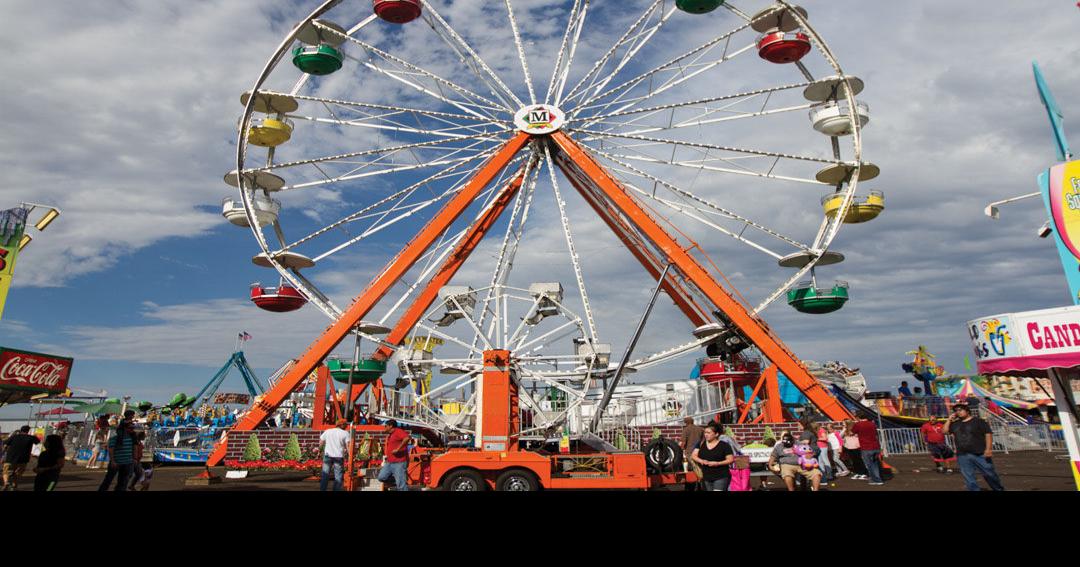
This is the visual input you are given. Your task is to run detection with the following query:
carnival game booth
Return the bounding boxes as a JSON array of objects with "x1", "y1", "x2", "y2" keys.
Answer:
[{"x1": 968, "y1": 306, "x2": 1080, "y2": 490}]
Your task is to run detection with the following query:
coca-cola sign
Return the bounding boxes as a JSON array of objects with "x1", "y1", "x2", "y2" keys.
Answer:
[{"x1": 0, "y1": 347, "x2": 73, "y2": 393}]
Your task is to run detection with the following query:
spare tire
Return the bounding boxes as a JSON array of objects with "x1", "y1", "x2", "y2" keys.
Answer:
[{"x1": 643, "y1": 438, "x2": 683, "y2": 474}]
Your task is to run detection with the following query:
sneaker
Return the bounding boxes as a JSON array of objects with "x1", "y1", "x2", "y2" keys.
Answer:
[
  {"x1": 868, "y1": 481, "x2": 885, "y2": 486},
  {"x1": 945, "y1": 469, "x2": 954, "y2": 474},
  {"x1": 836, "y1": 470, "x2": 849, "y2": 477},
  {"x1": 852, "y1": 474, "x2": 867, "y2": 480},
  {"x1": 935, "y1": 467, "x2": 945, "y2": 474}
]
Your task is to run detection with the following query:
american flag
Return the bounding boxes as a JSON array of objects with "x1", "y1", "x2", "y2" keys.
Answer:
[{"x1": 238, "y1": 331, "x2": 252, "y2": 342}]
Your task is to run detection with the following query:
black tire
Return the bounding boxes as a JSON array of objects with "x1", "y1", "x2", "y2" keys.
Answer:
[
  {"x1": 495, "y1": 468, "x2": 539, "y2": 492},
  {"x1": 441, "y1": 469, "x2": 487, "y2": 491},
  {"x1": 643, "y1": 438, "x2": 683, "y2": 473}
]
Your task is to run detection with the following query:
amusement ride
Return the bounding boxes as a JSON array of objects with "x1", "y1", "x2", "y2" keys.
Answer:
[{"x1": 211, "y1": 0, "x2": 883, "y2": 486}]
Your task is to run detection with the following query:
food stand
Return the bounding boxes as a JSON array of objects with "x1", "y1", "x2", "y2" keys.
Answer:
[{"x1": 968, "y1": 306, "x2": 1080, "y2": 490}]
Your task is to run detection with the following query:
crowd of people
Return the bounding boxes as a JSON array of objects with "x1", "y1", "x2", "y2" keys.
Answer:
[
  {"x1": 317, "y1": 418, "x2": 411, "y2": 492},
  {"x1": 677, "y1": 401, "x2": 1005, "y2": 492}
]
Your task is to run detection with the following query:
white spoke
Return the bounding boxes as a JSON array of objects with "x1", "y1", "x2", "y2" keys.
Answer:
[
  {"x1": 574, "y1": 81, "x2": 811, "y2": 124},
  {"x1": 253, "y1": 131, "x2": 507, "y2": 174},
  {"x1": 545, "y1": 0, "x2": 587, "y2": 105},
  {"x1": 571, "y1": 22, "x2": 756, "y2": 119},
  {"x1": 419, "y1": 0, "x2": 524, "y2": 109},
  {"x1": 270, "y1": 91, "x2": 506, "y2": 125},
  {"x1": 561, "y1": 0, "x2": 673, "y2": 108},
  {"x1": 574, "y1": 129, "x2": 839, "y2": 165},
  {"x1": 542, "y1": 144, "x2": 598, "y2": 344},
  {"x1": 586, "y1": 141, "x2": 827, "y2": 186},
  {"x1": 504, "y1": 0, "x2": 537, "y2": 105},
  {"x1": 317, "y1": 21, "x2": 511, "y2": 118},
  {"x1": 282, "y1": 144, "x2": 502, "y2": 251},
  {"x1": 585, "y1": 144, "x2": 814, "y2": 251}
]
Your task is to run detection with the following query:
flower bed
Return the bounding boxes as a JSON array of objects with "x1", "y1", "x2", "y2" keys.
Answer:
[{"x1": 224, "y1": 459, "x2": 322, "y2": 472}]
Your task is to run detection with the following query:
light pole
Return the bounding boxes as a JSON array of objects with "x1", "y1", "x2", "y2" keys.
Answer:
[{"x1": 16, "y1": 202, "x2": 61, "y2": 251}]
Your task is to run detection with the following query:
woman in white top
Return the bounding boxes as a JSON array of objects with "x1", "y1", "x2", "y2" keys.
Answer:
[
  {"x1": 841, "y1": 419, "x2": 868, "y2": 479},
  {"x1": 827, "y1": 423, "x2": 849, "y2": 477}
]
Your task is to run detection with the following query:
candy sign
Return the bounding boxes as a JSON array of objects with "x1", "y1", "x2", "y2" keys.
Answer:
[
  {"x1": 0, "y1": 347, "x2": 73, "y2": 394},
  {"x1": 968, "y1": 305, "x2": 1080, "y2": 375}
]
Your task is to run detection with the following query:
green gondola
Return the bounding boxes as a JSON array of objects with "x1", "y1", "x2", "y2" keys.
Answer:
[
  {"x1": 328, "y1": 357, "x2": 386, "y2": 384},
  {"x1": 787, "y1": 282, "x2": 849, "y2": 314},
  {"x1": 676, "y1": 0, "x2": 725, "y2": 14},
  {"x1": 292, "y1": 44, "x2": 344, "y2": 76}
]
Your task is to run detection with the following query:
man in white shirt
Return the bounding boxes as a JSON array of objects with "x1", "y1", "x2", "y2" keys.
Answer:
[{"x1": 319, "y1": 419, "x2": 351, "y2": 491}]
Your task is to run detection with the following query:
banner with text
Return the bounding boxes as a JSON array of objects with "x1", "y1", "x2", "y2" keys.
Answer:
[
  {"x1": 0, "y1": 208, "x2": 28, "y2": 320},
  {"x1": 0, "y1": 347, "x2": 73, "y2": 395},
  {"x1": 969, "y1": 305, "x2": 1080, "y2": 375},
  {"x1": 1041, "y1": 160, "x2": 1080, "y2": 305}
]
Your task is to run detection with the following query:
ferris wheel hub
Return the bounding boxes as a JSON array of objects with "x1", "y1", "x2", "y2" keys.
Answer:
[{"x1": 513, "y1": 105, "x2": 566, "y2": 135}]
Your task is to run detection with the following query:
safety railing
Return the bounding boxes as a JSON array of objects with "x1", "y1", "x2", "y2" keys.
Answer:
[
  {"x1": 371, "y1": 388, "x2": 462, "y2": 432},
  {"x1": 590, "y1": 379, "x2": 737, "y2": 430},
  {"x1": 878, "y1": 423, "x2": 1070, "y2": 455},
  {"x1": 593, "y1": 425, "x2": 642, "y2": 451},
  {"x1": 144, "y1": 426, "x2": 223, "y2": 461}
]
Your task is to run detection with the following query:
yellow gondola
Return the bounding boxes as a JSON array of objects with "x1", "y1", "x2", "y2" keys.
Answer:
[
  {"x1": 822, "y1": 190, "x2": 884, "y2": 223},
  {"x1": 247, "y1": 116, "x2": 294, "y2": 148}
]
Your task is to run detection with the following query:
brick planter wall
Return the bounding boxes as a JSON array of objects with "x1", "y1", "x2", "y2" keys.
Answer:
[
  {"x1": 223, "y1": 428, "x2": 389, "y2": 462},
  {"x1": 634, "y1": 422, "x2": 846, "y2": 447}
]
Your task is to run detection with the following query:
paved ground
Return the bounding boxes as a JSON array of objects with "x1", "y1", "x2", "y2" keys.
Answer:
[{"x1": 4, "y1": 450, "x2": 1073, "y2": 491}]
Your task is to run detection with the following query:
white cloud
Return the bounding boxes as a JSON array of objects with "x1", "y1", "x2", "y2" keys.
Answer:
[{"x1": 5, "y1": 0, "x2": 1080, "y2": 398}]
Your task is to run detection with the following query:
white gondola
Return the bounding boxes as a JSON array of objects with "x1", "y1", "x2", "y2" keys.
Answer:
[
  {"x1": 222, "y1": 194, "x2": 281, "y2": 227},
  {"x1": 809, "y1": 100, "x2": 870, "y2": 136}
]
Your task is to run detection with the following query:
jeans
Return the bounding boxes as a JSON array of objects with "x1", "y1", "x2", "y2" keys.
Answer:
[
  {"x1": 377, "y1": 460, "x2": 408, "y2": 491},
  {"x1": 817, "y1": 448, "x2": 833, "y2": 480},
  {"x1": 956, "y1": 453, "x2": 1005, "y2": 491},
  {"x1": 701, "y1": 478, "x2": 731, "y2": 491},
  {"x1": 320, "y1": 456, "x2": 344, "y2": 491},
  {"x1": 830, "y1": 448, "x2": 849, "y2": 474},
  {"x1": 860, "y1": 449, "x2": 882, "y2": 483},
  {"x1": 98, "y1": 463, "x2": 134, "y2": 492}
]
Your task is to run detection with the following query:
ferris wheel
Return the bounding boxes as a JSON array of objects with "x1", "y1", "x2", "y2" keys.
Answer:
[{"x1": 220, "y1": 0, "x2": 879, "y2": 442}]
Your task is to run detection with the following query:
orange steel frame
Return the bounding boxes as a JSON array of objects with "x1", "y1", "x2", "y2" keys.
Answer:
[
  {"x1": 550, "y1": 132, "x2": 852, "y2": 424},
  {"x1": 209, "y1": 129, "x2": 851, "y2": 468}
]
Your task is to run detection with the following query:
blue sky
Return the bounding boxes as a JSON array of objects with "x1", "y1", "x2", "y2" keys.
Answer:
[{"x1": 2, "y1": 0, "x2": 1079, "y2": 419}]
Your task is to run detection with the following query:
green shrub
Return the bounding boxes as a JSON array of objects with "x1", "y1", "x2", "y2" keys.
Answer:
[
  {"x1": 284, "y1": 434, "x2": 302, "y2": 461},
  {"x1": 242, "y1": 433, "x2": 261, "y2": 462}
]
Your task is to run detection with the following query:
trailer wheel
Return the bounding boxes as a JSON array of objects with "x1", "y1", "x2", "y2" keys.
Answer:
[
  {"x1": 644, "y1": 438, "x2": 684, "y2": 473},
  {"x1": 442, "y1": 469, "x2": 487, "y2": 491},
  {"x1": 495, "y1": 469, "x2": 539, "y2": 492}
]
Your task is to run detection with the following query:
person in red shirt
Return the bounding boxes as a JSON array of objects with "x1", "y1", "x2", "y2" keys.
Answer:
[
  {"x1": 920, "y1": 416, "x2": 955, "y2": 474},
  {"x1": 850, "y1": 416, "x2": 884, "y2": 485},
  {"x1": 377, "y1": 420, "x2": 411, "y2": 491}
]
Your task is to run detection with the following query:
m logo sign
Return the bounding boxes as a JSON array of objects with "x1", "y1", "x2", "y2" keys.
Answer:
[{"x1": 513, "y1": 105, "x2": 566, "y2": 135}]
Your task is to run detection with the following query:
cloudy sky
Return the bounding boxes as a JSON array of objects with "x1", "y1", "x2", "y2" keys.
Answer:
[{"x1": 1, "y1": 0, "x2": 1078, "y2": 414}]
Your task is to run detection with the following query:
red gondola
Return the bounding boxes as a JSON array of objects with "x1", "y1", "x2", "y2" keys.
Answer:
[
  {"x1": 250, "y1": 281, "x2": 307, "y2": 313},
  {"x1": 757, "y1": 29, "x2": 811, "y2": 64},
  {"x1": 373, "y1": 0, "x2": 422, "y2": 24}
]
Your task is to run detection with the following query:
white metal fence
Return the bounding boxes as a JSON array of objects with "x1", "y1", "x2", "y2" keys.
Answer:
[{"x1": 878, "y1": 423, "x2": 1071, "y2": 455}]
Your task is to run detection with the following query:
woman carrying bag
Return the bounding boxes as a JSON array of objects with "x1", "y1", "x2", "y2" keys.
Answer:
[{"x1": 692, "y1": 423, "x2": 736, "y2": 491}]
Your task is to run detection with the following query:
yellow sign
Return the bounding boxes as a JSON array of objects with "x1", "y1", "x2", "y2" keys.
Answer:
[{"x1": 0, "y1": 208, "x2": 28, "y2": 320}]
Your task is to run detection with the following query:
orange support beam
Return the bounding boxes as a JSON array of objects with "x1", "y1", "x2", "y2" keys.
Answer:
[
  {"x1": 312, "y1": 365, "x2": 329, "y2": 430},
  {"x1": 550, "y1": 131, "x2": 853, "y2": 423},
  {"x1": 761, "y1": 366, "x2": 785, "y2": 423},
  {"x1": 207, "y1": 132, "x2": 532, "y2": 466},
  {"x1": 737, "y1": 372, "x2": 768, "y2": 424},
  {"x1": 372, "y1": 161, "x2": 533, "y2": 361},
  {"x1": 557, "y1": 153, "x2": 708, "y2": 327},
  {"x1": 476, "y1": 350, "x2": 518, "y2": 451}
]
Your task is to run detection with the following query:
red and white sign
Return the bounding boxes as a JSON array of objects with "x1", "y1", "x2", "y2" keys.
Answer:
[{"x1": 0, "y1": 347, "x2": 72, "y2": 393}]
